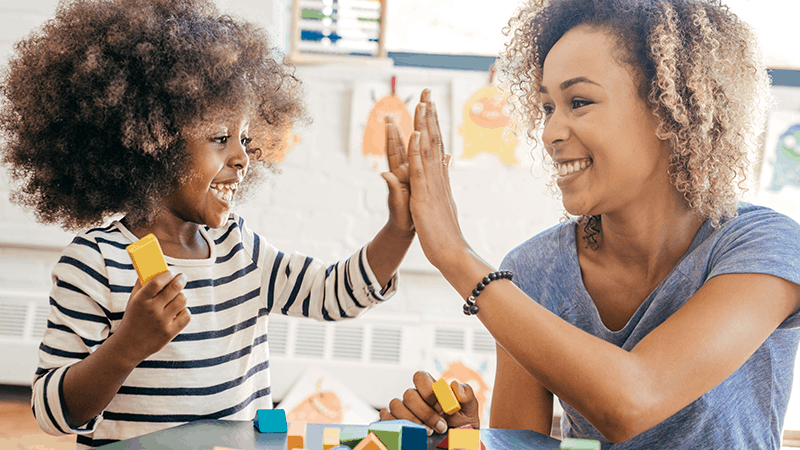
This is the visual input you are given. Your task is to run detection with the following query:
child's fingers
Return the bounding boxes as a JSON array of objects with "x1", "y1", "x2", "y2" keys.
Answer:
[
  {"x1": 384, "y1": 119, "x2": 404, "y2": 172},
  {"x1": 407, "y1": 131, "x2": 426, "y2": 188}
]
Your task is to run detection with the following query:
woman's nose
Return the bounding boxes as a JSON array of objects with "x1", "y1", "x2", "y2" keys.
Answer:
[{"x1": 541, "y1": 109, "x2": 569, "y2": 148}]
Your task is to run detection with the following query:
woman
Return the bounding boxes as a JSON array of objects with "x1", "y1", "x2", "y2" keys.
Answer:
[{"x1": 381, "y1": 0, "x2": 800, "y2": 447}]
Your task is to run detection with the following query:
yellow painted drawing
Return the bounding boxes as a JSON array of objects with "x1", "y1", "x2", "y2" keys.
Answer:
[{"x1": 459, "y1": 85, "x2": 518, "y2": 165}]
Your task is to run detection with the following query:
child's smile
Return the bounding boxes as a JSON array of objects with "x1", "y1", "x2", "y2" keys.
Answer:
[{"x1": 164, "y1": 115, "x2": 251, "y2": 230}]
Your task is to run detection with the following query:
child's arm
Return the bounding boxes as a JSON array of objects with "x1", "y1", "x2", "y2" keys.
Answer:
[
  {"x1": 33, "y1": 259, "x2": 190, "y2": 433},
  {"x1": 365, "y1": 115, "x2": 416, "y2": 288},
  {"x1": 61, "y1": 272, "x2": 190, "y2": 427}
]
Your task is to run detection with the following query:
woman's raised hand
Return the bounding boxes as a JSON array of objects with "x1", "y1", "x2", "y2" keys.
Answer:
[{"x1": 403, "y1": 89, "x2": 468, "y2": 271}]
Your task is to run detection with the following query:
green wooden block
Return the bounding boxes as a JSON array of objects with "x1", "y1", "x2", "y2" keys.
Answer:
[
  {"x1": 368, "y1": 422, "x2": 402, "y2": 450},
  {"x1": 560, "y1": 438, "x2": 601, "y2": 450},
  {"x1": 339, "y1": 426, "x2": 369, "y2": 449}
]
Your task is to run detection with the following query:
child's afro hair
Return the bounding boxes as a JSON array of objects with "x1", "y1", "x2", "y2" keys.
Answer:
[{"x1": 0, "y1": 0, "x2": 306, "y2": 230}]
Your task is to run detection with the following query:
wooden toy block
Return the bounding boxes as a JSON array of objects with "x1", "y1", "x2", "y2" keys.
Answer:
[
  {"x1": 368, "y1": 422, "x2": 402, "y2": 450},
  {"x1": 254, "y1": 409, "x2": 287, "y2": 433},
  {"x1": 287, "y1": 421, "x2": 306, "y2": 449},
  {"x1": 375, "y1": 419, "x2": 427, "y2": 449},
  {"x1": 432, "y1": 378, "x2": 461, "y2": 415},
  {"x1": 353, "y1": 432, "x2": 389, "y2": 450},
  {"x1": 447, "y1": 428, "x2": 480, "y2": 450},
  {"x1": 339, "y1": 426, "x2": 369, "y2": 448},
  {"x1": 437, "y1": 425, "x2": 485, "y2": 450},
  {"x1": 560, "y1": 438, "x2": 601, "y2": 450},
  {"x1": 126, "y1": 233, "x2": 169, "y2": 284},
  {"x1": 323, "y1": 427, "x2": 341, "y2": 450}
]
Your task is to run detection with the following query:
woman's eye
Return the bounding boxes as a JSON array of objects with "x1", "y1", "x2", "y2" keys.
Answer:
[
  {"x1": 572, "y1": 99, "x2": 592, "y2": 109},
  {"x1": 542, "y1": 104, "x2": 554, "y2": 115}
]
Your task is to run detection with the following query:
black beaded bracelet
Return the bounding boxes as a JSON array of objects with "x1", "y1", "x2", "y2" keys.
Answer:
[{"x1": 463, "y1": 270, "x2": 513, "y2": 315}]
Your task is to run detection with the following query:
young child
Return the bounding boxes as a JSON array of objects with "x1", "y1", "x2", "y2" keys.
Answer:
[{"x1": 0, "y1": 0, "x2": 414, "y2": 448}]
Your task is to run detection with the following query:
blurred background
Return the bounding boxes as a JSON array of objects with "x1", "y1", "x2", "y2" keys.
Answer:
[{"x1": 1, "y1": 0, "x2": 799, "y2": 448}]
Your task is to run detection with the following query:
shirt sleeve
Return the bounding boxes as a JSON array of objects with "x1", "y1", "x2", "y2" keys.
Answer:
[
  {"x1": 32, "y1": 235, "x2": 110, "y2": 436},
  {"x1": 706, "y1": 207, "x2": 800, "y2": 328},
  {"x1": 234, "y1": 214, "x2": 397, "y2": 320}
]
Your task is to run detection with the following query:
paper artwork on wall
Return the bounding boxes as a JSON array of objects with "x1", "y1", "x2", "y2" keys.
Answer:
[
  {"x1": 276, "y1": 366, "x2": 380, "y2": 425},
  {"x1": 458, "y1": 84, "x2": 518, "y2": 166},
  {"x1": 350, "y1": 79, "x2": 415, "y2": 171},
  {"x1": 427, "y1": 351, "x2": 496, "y2": 427},
  {"x1": 762, "y1": 111, "x2": 800, "y2": 192},
  {"x1": 362, "y1": 93, "x2": 414, "y2": 157}
]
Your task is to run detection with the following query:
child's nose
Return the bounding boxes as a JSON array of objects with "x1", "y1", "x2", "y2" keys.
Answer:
[{"x1": 229, "y1": 140, "x2": 249, "y2": 170}]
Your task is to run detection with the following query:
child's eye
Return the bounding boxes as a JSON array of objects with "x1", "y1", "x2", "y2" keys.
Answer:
[
  {"x1": 212, "y1": 135, "x2": 230, "y2": 144},
  {"x1": 241, "y1": 137, "x2": 252, "y2": 146}
]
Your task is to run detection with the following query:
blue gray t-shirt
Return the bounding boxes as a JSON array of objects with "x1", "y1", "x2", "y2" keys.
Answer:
[{"x1": 500, "y1": 203, "x2": 800, "y2": 449}]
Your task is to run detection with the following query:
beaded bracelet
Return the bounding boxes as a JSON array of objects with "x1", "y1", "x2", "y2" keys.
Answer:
[{"x1": 463, "y1": 270, "x2": 513, "y2": 315}]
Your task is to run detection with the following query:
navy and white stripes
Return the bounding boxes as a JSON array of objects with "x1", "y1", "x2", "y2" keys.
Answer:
[{"x1": 32, "y1": 213, "x2": 395, "y2": 449}]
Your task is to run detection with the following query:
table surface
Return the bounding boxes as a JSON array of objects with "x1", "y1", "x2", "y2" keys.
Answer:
[{"x1": 96, "y1": 420, "x2": 562, "y2": 450}]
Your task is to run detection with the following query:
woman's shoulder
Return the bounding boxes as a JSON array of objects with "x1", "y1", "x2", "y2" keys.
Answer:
[
  {"x1": 715, "y1": 202, "x2": 800, "y2": 240},
  {"x1": 502, "y1": 220, "x2": 575, "y2": 268}
]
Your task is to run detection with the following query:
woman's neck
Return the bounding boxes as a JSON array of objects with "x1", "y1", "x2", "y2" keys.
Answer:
[{"x1": 584, "y1": 195, "x2": 704, "y2": 283}]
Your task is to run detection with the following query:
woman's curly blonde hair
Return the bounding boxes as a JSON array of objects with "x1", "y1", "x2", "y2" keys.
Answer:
[{"x1": 500, "y1": 0, "x2": 771, "y2": 228}]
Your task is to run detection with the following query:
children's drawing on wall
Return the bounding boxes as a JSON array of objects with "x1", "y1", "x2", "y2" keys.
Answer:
[
  {"x1": 277, "y1": 366, "x2": 379, "y2": 425},
  {"x1": 757, "y1": 111, "x2": 800, "y2": 217},
  {"x1": 350, "y1": 76, "x2": 414, "y2": 171},
  {"x1": 274, "y1": 128, "x2": 302, "y2": 163},
  {"x1": 458, "y1": 67, "x2": 519, "y2": 166},
  {"x1": 429, "y1": 354, "x2": 495, "y2": 426},
  {"x1": 766, "y1": 118, "x2": 800, "y2": 192}
]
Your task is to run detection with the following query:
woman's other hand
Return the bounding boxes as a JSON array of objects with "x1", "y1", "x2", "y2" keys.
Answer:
[{"x1": 379, "y1": 370, "x2": 481, "y2": 435}]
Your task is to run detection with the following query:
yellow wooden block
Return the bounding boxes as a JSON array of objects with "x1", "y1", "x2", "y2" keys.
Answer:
[
  {"x1": 322, "y1": 427, "x2": 340, "y2": 450},
  {"x1": 432, "y1": 378, "x2": 461, "y2": 415},
  {"x1": 448, "y1": 428, "x2": 480, "y2": 450},
  {"x1": 126, "y1": 233, "x2": 168, "y2": 284},
  {"x1": 287, "y1": 421, "x2": 306, "y2": 449}
]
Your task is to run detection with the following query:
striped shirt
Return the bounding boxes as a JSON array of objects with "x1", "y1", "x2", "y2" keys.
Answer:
[{"x1": 31, "y1": 213, "x2": 396, "y2": 449}]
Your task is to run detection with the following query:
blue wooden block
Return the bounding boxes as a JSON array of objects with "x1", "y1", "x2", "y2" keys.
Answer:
[
  {"x1": 254, "y1": 409, "x2": 287, "y2": 433},
  {"x1": 369, "y1": 420, "x2": 427, "y2": 450}
]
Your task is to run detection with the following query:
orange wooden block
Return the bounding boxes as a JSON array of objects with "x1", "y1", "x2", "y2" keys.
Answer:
[
  {"x1": 353, "y1": 432, "x2": 389, "y2": 450},
  {"x1": 323, "y1": 427, "x2": 340, "y2": 450},
  {"x1": 287, "y1": 421, "x2": 306, "y2": 449},
  {"x1": 432, "y1": 378, "x2": 461, "y2": 415},
  {"x1": 126, "y1": 233, "x2": 168, "y2": 284}
]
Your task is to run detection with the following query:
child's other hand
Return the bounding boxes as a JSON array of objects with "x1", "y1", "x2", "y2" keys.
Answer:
[
  {"x1": 115, "y1": 271, "x2": 191, "y2": 365},
  {"x1": 379, "y1": 370, "x2": 481, "y2": 435},
  {"x1": 382, "y1": 116, "x2": 414, "y2": 238}
]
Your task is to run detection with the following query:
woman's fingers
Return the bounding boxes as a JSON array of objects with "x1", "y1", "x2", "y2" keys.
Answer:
[{"x1": 426, "y1": 101, "x2": 445, "y2": 166}]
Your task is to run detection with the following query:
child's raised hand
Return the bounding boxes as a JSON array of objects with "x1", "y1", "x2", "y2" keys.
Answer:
[
  {"x1": 114, "y1": 271, "x2": 191, "y2": 365},
  {"x1": 382, "y1": 116, "x2": 414, "y2": 237},
  {"x1": 379, "y1": 370, "x2": 481, "y2": 435}
]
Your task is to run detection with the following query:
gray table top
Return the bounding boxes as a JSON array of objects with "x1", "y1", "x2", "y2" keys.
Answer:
[{"x1": 96, "y1": 420, "x2": 562, "y2": 450}]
